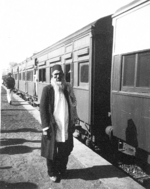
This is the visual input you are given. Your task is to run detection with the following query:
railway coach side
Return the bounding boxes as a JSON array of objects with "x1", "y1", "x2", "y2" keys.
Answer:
[
  {"x1": 12, "y1": 64, "x2": 19, "y2": 91},
  {"x1": 31, "y1": 15, "x2": 113, "y2": 146},
  {"x1": 111, "y1": 0, "x2": 150, "y2": 163},
  {"x1": 18, "y1": 60, "x2": 26, "y2": 96},
  {"x1": 25, "y1": 58, "x2": 35, "y2": 99}
]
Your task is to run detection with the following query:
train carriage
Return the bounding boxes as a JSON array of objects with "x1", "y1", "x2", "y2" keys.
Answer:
[
  {"x1": 111, "y1": 0, "x2": 150, "y2": 163},
  {"x1": 33, "y1": 15, "x2": 113, "y2": 145},
  {"x1": 12, "y1": 64, "x2": 19, "y2": 91},
  {"x1": 25, "y1": 58, "x2": 35, "y2": 100},
  {"x1": 35, "y1": 54, "x2": 49, "y2": 104},
  {"x1": 18, "y1": 61, "x2": 26, "y2": 95}
]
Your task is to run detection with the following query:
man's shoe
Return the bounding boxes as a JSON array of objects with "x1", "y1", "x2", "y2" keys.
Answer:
[
  {"x1": 9, "y1": 101, "x2": 12, "y2": 105},
  {"x1": 59, "y1": 170, "x2": 67, "y2": 178},
  {"x1": 49, "y1": 176, "x2": 57, "y2": 182},
  {"x1": 60, "y1": 170, "x2": 66, "y2": 175}
]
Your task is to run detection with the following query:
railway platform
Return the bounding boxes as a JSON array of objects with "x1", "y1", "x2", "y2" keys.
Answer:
[{"x1": 0, "y1": 85, "x2": 145, "y2": 189}]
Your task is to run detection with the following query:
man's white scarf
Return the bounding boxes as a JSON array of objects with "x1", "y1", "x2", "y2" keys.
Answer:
[{"x1": 51, "y1": 78, "x2": 69, "y2": 142}]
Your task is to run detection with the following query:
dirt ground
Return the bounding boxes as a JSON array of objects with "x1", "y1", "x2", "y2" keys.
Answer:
[{"x1": 0, "y1": 86, "x2": 107, "y2": 189}]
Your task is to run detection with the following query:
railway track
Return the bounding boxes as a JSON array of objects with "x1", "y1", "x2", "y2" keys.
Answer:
[{"x1": 93, "y1": 142, "x2": 150, "y2": 189}]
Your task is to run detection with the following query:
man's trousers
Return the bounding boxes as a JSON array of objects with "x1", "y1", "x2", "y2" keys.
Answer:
[
  {"x1": 46, "y1": 140, "x2": 71, "y2": 177},
  {"x1": 6, "y1": 89, "x2": 13, "y2": 104}
]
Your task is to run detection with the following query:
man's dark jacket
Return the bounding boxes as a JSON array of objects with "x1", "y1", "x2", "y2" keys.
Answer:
[
  {"x1": 6, "y1": 77, "x2": 15, "y2": 89},
  {"x1": 40, "y1": 84, "x2": 74, "y2": 160}
]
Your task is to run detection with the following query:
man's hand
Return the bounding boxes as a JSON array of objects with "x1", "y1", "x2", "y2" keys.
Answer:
[
  {"x1": 42, "y1": 127, "x2": 49, "y2": 135},
  {"x1": 43, "y1": 130, "x2": 47, "y2": 135}
]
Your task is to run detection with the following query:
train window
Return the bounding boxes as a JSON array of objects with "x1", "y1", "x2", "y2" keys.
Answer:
[
  {"x1": 121, "y1": 51, "x2": 150, "y2": 92},
  {"x1": 19, "y1": 73, "x2": 21, "y2": 80},
  {"x1": 50, "y1": 67, "x2": 52, "y2": 79},
  {"x1": 136, "y1": 52, "x2": 150, "y2": 88},
  {"x1": 39, "y1": 68, "x2": 46, "y2": 82},
  {"x1": 65, "y1": 64, "x2": 71, "y2": 83},
  {"x1": 22, "y1": 72, "x2": 25, "y2": 80},
  {"x1": 79, "y1": 62, "x2": 89, "y2": 87},
  {"x1": 123, "y1": 54, "x2": 135, "y2": 87},
  {"x1": 15, "y1": 74, "x2": 17, "y2": 80},
  {"x1": 27, "y1": 70, "x2": 33, "y2": 81}
]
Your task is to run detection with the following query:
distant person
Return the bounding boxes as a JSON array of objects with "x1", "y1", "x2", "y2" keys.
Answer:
[
  {"x1": 5, "y1": 73, "x2": 15, "y2": 105},
  {"x1": 40, "y1": 64, "x2": 78, "y2": 182}
]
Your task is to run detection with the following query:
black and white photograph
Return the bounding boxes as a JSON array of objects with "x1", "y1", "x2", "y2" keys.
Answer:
[{"x1": 0, "y1": 0, "x2": 150, "y2": 188}]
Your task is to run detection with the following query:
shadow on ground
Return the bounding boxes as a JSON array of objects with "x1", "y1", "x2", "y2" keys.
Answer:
[
  {"x1": 63, "y1": 166, "x2": 127, "y2": 180},
  {"x1": 1, "y1": 128, "x2": 42, "y2": 133},
  {"x1": 0, "y1": 138, "x2": 41, "y2": 146},
  {"x1": 0, "y1": 181, "x2": 38, "y2": 189},
  {"x1": 0, "y1": 145, "x2": 40, "y2": 155},
  {"x1": 0, "y1": 166, "x2": 12, "y2": 169},
  {"x1": 1, "y1": 108, "x2": 36, "y2": 111}
]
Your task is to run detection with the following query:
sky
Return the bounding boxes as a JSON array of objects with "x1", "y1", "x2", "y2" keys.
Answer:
[{"x1": 0, "y1": 0, "x2": 133, "y2": 74}]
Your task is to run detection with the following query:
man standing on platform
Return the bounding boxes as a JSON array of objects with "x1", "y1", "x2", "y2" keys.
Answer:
[
  {"x1": 40, "y1": 64, "x2": 78, "y2": 182},
  {"x1": 5, "y1": 73, "x2": 15, "y2": 105}
]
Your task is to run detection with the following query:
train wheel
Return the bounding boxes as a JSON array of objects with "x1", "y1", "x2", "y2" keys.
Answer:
[{"x1": 85, "y1": 138, "x2": 92, "y2": 148}]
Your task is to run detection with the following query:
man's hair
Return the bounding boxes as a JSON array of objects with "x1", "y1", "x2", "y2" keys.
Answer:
[{"x1": 8, "y1": 73, "x2": 12, "y2": 76}]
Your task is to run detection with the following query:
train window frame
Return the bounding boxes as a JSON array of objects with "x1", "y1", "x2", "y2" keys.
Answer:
[
  {"x1": 14, "y1": 74, "x2": 17, "y2": 80},
  {"x1": 78, "y1": 61, "x2": 89, "y2": 88},
  {"x1": 27, "y1": 70, "x2": 33, "y2": 81},
  {"x1": 121, "y1": 50, "x2": 150, "y2": 93},
  {"x1": 50, "y1": 67, "x2": 53, "y2": 79},
  {"x1": 65, "y1": 63, "x2": 71, "y2": 83},
  {"x1": 19, "y1": 73, "x2": 21, "y2": 80},
  {"x1": 122, "y1": 54, "x2": 136, "y2": 88},
  {"x1": 22, "y1": 72, "x2": 25, "y2": 81},
  {"x1": 39, "y1": 68, "x2": 46, "y2": 82},
  {"x1": 136, "y1": 51, "x2": 150, "y2": 88}
]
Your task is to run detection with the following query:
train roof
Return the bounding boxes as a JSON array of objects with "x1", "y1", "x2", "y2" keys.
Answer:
[{"x1": 112, "y1": 0, "x2": 149, "y2": 18}]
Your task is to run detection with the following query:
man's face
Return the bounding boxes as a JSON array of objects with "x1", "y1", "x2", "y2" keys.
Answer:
[{"x1": 52, "y1": 70, "x2": 63, "y2": 83}]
